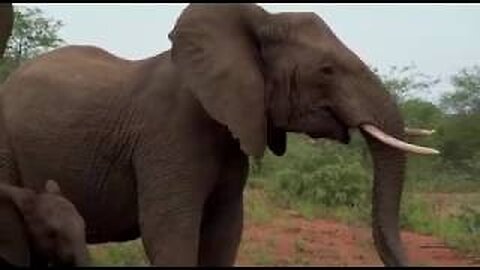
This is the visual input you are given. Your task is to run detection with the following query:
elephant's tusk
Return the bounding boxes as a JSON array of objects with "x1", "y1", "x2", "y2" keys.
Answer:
[
  {"x1": 405, "y1": 127, "x2": 436, "y2": 136},
  {"x1": 361, "y1": 124, "x2": 440, "y2": 155}
]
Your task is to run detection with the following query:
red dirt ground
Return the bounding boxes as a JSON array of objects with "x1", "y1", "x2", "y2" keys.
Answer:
[{"x1": 235, "y1": 211, "x2": 479, "y2": 266}]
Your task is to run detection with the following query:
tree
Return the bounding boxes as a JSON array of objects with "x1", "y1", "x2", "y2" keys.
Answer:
[
  {"x1": 440, "y1": 113, "x2": 480, "y2": 172},
  {"x1": 0, "y1": 6, "x2": 64, "y2": 82},
  {"x1": 440, "y1": 65, "x2": 480, "y2": 115},
  {"x1": 372, "y1": 64, "x2": 440, "y2": 104},
  {"x1": 370, "y1": 64, "x2": 443, "y2": 133},
  {"x1": 401, "y1": 98, "x2": 443, "y2": 129},
  {"x1": 438, "y1": 66, "x2": 480, "y2": 172}
]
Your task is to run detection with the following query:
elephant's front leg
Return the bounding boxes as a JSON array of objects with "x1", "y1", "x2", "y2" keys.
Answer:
[
  {"x1": 138, "y1": 192, "x2": 204, "y2": 266},
  {"x1": 135, "y1": 152, "x2": 218, "y2": 266},
  {"x1": 198, "y1": 147, "x2": 249, "y2": 266}
]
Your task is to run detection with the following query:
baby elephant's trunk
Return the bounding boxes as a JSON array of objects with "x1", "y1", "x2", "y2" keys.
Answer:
[{"x1": 0, "y1": 183, "x2": 35, "y2": 211}]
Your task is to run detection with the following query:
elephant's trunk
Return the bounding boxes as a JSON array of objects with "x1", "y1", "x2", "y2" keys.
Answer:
[
  {"x1": 0, "y1": 183, "x2": 33, "y2": 209},
  {"x1": 357, "y1": 86, "x2": 408, "y2": 265},
  {"x1": 331, "y1": 60, "x2": 439, "y2": 265},
  {"x1": 363, "y1": 129, "x2": 408, "y2": 266}
]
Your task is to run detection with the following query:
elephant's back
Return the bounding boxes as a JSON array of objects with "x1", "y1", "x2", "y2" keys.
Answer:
[
  {"x1": 1, "y1": 45, "x2": 140, "y2": 142},
  {"x1": 3, "y1": 45, "x2": 136, "y2": 95},
  {"x1": 0, "y1": 45, "x2": 140, "y2": 168},
  {"x1": 2, "y1": 45, "x2": 138, "y2": 115}
]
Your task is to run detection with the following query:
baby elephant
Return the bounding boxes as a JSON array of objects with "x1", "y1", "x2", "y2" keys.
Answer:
[{"x1": 0, "y1": 180, "x2": 89, "y2": 266}]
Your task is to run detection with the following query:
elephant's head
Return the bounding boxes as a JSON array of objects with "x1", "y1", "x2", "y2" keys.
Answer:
[
  {"x1": 169, "y1": 4, "x2": 438, "y2": 266},
  {"x1": 0, "y1": 180, "x2": 89, "y2": 266},
  {"x1": 0, "y1": 3, "x2": 13, "y2": 58}
]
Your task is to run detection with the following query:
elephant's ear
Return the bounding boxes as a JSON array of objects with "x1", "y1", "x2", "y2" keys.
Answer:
[
  {"x1": 169, "y1": 4, "x2": 268, "y2": 158},
  {"x1": 45, "y1": 179, "x2": 62, "y2": 195}
]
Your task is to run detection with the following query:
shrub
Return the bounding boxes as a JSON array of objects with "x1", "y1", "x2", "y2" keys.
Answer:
[{"x1": 249, "y1": 135, "x2": 371, "y2": 215}]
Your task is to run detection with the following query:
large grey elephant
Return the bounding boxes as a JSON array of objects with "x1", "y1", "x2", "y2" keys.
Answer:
[
  {"x1": 0, "y1": 3, "x2": 13, "y2": 57},
  {"x1": 0, "y1": 4, "x2": 438, "y2": 266}
]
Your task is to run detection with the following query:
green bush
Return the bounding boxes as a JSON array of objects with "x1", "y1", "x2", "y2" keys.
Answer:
[
  {"x1": 272, "y1": 162, "x2": 369, "y2": 208},
  {"x1": 457, "y1": 206, "x2": 480, "y2": 235},
  {"x1": 400, "y1": 195, "x2": 434, "y2": 233},
  {"x1": 89, "y1": 240, "x2": 147, "y2": 266},
  {"x1": 450, "y1": 206, "x2": 480, "y2": 254},
  {"x1": 249, "y1": 135, "x2": 371, "y2": 217},
  {"x1": 399, "y1": 194, "x2": 480, "y2": 255}
]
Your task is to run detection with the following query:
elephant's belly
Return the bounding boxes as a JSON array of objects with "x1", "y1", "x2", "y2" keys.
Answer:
[
  {"x1": 20, "y1": 152, "x2": 140, "y2": 243},
  {"x1": 79, "y1": 166, "x2": 140, "y2": 244}
]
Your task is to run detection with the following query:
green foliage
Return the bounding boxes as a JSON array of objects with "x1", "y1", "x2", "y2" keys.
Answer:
[
  {"x1": 401, "y1": 98, "x2": 443, "y2": 130},
  {"x1": 451, "y1": 206, "x2": 480, "y2": 255},
  {"x1": 441, "y1": 65, "x2": 480, "y2": 115},
  {"x1": 250, "y1": 249, "x2": 275, "y2": 265},
  {"x1": 373, "y1": 64, "x2": 480, "y2": 187},
  {"x1": 250, "y1": 135, "x2": 371, "y2": 213},
  {"x1": 244, "y1": 188, "x2": 277, "y2": 225},
  {"x1": 0, "y1": 7, "x2": 64, "y2": 82},
  {"x1": 372, "y1": 64, "x2": 440, "y2": 103},
  {"x1": 7, "y1": 7, "x2": 64, "y2": 60},
  {"x1": 399, "y1": 194, "x2": 480, "y2": 256},
  {"x1": 89, "y1": 240, "x2": 147, "y2": 266},
  {"x1": 273, "y1": 162, "x2": 369, "y2": 208},
  {"x1": 456, "y1": 206, "x2": 480, "y2": 236},
  {"x1": 439, "y1": 114, "x2": 480, "y2": 172},
  {"x1": 434, "y1": 66, "x2": 480, "y2": 175},
  {"x1": 400, "y1": 195, "x2": 434, "y2": 233}
]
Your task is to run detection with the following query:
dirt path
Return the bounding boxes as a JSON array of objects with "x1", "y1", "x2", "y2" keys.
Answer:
[{"x1": 236, "y1": 211, "x2": 478, "y2": 266}]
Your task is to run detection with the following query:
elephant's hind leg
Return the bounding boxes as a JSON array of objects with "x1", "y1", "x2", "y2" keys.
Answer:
[
  {"x1": 0, "y1": 116, "x2": 31, "y2": 266},
  {"x1": 198, "y1": 149, "x2": 249, "y2": 266}
]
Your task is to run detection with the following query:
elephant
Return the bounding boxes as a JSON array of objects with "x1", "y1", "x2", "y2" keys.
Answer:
[
  {"x1": 0, "y1": 180, "x2": 89, "y2": 266},
  {"x1": 0, "y1": 4, "x2": 438, "y2": 266},
  {"x1": 0, "y1": 3, "x2": 13, "y2": 57}
]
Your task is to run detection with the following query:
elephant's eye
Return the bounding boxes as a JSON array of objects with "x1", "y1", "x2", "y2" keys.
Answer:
[
  {"x1": 319, "y1": 65, "x2": 335, "y2": 76},
  {"x1": 47, "y1": 229, "x2": 57, "y2": 240}
]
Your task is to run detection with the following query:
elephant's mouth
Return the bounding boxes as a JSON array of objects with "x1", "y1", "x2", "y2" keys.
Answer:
[{"x1": 302, "y1": 107, "x2": 351, "y2": 144}]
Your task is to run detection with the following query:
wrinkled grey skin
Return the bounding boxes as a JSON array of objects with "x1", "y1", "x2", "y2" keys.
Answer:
[
  {"x1": 0, "y1": 180, "x2": 89, "y2": 266},
  {"x1": 0, "y1": 3, "x2": 13, "y2": 57},
  {"x1": 0, "y1": 4, "x2": 408, "y2": 266}
]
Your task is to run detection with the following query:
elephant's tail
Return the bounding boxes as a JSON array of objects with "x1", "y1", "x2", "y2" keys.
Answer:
[{"x1": 0, "y1": 85, "x2": 23, "y2": 189}]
